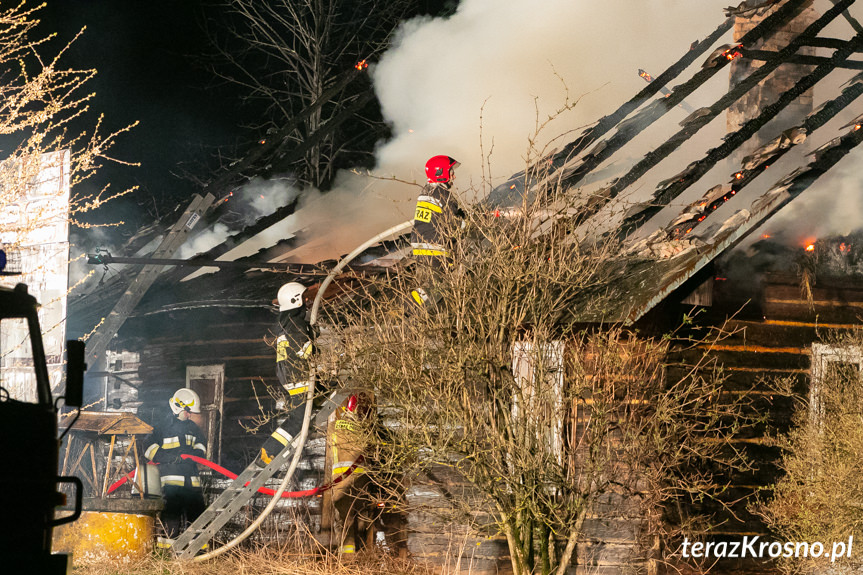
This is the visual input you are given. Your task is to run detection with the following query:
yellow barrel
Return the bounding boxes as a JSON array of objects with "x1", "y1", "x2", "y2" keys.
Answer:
[{"x1": 53, "y1": 499, "x2": 162, "y2": 564}]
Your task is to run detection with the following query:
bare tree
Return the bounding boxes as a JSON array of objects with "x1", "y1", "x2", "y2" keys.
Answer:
[
  {"x1": 757, "y1": 330, "x2": 863, "y2": 574},
  {"x1": 210, "y1": 0, "x2": 414, "y2": 189},
  {"x1": 0, "y1": 1, "x2": 136, "y2": 240},
  {"x1": 314, "y1": 142, "x2": 754, "y2": 574}
]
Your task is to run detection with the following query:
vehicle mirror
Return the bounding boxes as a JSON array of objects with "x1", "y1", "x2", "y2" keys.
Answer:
[{"x1": 65, "y1": 340, "x2": 86, "y2": 408}]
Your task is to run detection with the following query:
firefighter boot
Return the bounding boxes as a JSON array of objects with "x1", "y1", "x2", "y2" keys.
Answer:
[{"x1": 255, "y1": 426, "x2": 293, "y2": 468}]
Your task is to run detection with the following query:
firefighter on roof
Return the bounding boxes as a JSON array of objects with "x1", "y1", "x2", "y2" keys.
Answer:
[
  {"x1": 410, "y1": 155, "x2": 463, "y2": 306},
  {"x1": 258, "y1": 281, "x2": 317, "y2": 466},
  {"x1": 143, "y1": 387, "x2": 207, "y2": 545}
]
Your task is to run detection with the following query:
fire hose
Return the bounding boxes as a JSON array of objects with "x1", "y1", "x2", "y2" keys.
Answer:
[
  {"x1": 105, "y1": 453, "x2": 363, "y2": 498},
  {"x1": 192, "y1": 219, "x2": 414, "y2": 561}
]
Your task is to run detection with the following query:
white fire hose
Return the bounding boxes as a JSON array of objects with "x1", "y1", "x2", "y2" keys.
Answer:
[{"x1": 193, "y1": 220, "x2": 413, "y2": 561}]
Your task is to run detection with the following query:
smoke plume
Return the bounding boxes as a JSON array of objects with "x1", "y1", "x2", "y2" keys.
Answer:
[
  {"x1": 251, "y1": 0, "x2": 740, "y2": 264},
  {"x1": 200, "y1": 0, "x2": 863, "y2": 267},
  {"x1": 176, "y1": 176, "x2": 301, "y2": 261}
]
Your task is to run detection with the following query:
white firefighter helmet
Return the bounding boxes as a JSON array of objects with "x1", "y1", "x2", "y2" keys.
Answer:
[
  {"x1": 170, "y1": 388, "x2": 201, "y2": 415},
  {"x1": 277, "y1": 282, "x2": 306, "y2": 312}
]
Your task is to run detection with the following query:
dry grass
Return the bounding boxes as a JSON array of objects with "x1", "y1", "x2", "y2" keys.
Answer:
[{"x1": 72, "y1": 546, "x2": 430, "y2": 575}]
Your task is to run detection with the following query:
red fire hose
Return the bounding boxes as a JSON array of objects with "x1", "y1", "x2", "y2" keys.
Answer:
[{"x1": 106, "y1": 453, "x2": 362, "y2": 497}]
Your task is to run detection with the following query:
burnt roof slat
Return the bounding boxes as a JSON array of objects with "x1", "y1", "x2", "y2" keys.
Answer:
[
  {"x1": 485, "y1": 15, "x2": 735, "y2": 207},
  {"x1": 660, "y1": 73, "x2": 863, "y2": 240},
  {"x1": 574, "y1": 0, "x2": 857, "y2": 230},
  {"x1": 531, "y1": 0, "x2": 817, "y2": 214},
  {"x1": 569, "y1": 121, "x2": 863, "y2": 325},
  {"x1": 618, "y1": 31, "x2": 863, "y2": 238},
  {"x1": 741, "y1": 49, "x2": 863, "y2": 69}
]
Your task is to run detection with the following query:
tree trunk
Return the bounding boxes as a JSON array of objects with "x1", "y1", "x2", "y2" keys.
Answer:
[
  {"x1": 555, "y1": 512, "x2": 586, "y2": 575},
  {"x1": 503, "y1": 516, "x2": 527, "y2": 575},
  {"x1": 540, "y1": 523, "x2": 551, "y2": 575}
]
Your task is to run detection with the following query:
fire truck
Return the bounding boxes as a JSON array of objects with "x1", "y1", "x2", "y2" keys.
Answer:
[{"x1": 0, "y1": 283, "x2": 85, "y2": 572}]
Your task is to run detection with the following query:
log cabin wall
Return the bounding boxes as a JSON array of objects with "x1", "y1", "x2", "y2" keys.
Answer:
[
  {"x1": 401, "y1": 336, "x2": 659, "y2": 575},
  {"x1": 404, "y1": 268, "x2": 863, "y2": 575},
  {"x1": 124, "y1": 307, "x2": 278, "y2": 466},
  {"x1": 659, "y1": 270, "x2": 863, "y2": 574},
  {"x1": 112, "y1": 306, "x2": 327, "y2": 539}
]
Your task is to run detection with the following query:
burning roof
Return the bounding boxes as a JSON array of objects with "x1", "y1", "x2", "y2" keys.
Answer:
[{"x1": 71, "y1": 0, "x2": 863, "y2": 334}]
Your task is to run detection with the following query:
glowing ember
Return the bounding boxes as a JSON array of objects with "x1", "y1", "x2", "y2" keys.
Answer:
[
  {"x1": 855, "y1": 124, "x2": 861, "y2": 131},
  {"x1": 805, "y1": 244, "x2": 815, "y2": 252},
  {"x1": 761, "y1": 233, "x2": 771, "y2": 239},
  {"x1": 734, "y1": 172, "x2": 744, "y2": 180},
  {"x1": 510, "y1": 184, "x2": 516, "y2": 189},
  {"x1": 355, "y1": 59, "x2": 368, "y2": 71},
  {"x1": 638, "y1": 69, "x2": 653, "y2": 82},
  {"x1": 724, "y1": 45, "x2": 743, "y2": 61}
]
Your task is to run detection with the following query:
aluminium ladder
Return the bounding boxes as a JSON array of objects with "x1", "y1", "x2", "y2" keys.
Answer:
[{"x1": 171, "y1": 389, "x2": 349, "y2": 558}]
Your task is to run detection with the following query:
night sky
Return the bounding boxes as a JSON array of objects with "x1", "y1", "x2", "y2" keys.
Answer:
[{"x1": 41, "y1": 1, "x2": 258, "y2": 231}]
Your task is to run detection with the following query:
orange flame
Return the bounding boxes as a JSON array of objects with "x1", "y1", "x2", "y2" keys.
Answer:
[
  {"x1": 724, "y1": 45, "x2": 743, "y2": 61},
  {"x1": 734, "y1": 172, "x2": 744, "y2": 180},
  {"x1": 805, "y1": 244, "x2": 815, "y2": 252},
  {"x1": 355, "y1": 59, "x2": 368, "y2": 71}
]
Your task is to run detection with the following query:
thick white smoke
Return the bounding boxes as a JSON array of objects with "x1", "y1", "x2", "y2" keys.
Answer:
[
  {"x1": 176, "y1": 176, "x2": 301, "y2": 261},
  {"x1": 372, "y1": 0, "x2": 735, "y2": 192},
  {"x1": 200, "y1": 0, "x2": 863, "y2": 267},
  {"x1": 244, "y1": 0, "x2": 738, "y2": 265}
]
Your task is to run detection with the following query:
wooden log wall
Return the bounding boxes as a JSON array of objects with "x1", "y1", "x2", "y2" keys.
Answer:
[
  {"x1": 113, "y1": 306, "x2": 327, "y2": 541},
  {"x1": 401, "y1": 336, "x2": 658, "y2": 575},
  {"x1": 126, "y1": 307, "x2": 283, "y2": 468},
  {"x1": 101, "y1": 271, "x2": 863, "y2": 571},
  {"x1": 402, "y1": 460, "x2": 650, "y2": 574},
  {"x1": 662, "y1": 271, "x2": 863, "y2": 573}
]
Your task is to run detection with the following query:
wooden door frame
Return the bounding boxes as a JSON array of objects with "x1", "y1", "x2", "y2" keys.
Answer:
[{"x1": 185, "y1": 364, "x2": 225, "y2": 464}]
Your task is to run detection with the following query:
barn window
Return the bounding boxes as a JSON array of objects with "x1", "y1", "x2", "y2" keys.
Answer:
[
  {"x1": 511, "y1": 340, "x2": 565, "y2": 464},
  {"x1": 810, "y1": 343, "x2": 863, "y2": 425}
]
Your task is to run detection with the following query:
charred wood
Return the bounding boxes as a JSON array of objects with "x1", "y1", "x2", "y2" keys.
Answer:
[
  {"x1": 742, "y1": 48, "x2": 863, "y2": 68},
  {"x1": 560, "y1": 0, "x2": 819, "y2": 220},
  {"x1": 587, "y1": 0, "x2": 857, "y2": 232},
  {"x1": 619, "y1": 30, "x2": 863, "y2": 240}
]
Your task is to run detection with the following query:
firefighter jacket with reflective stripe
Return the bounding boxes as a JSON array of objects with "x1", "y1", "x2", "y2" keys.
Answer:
[
  {"x1": 275, "y1": 308, "x2": 314, "y2": 392},
  {"x1": 411, "y1": 182, "x2": 463, "y2": 258},
  {"x1": 143, "y1": 416, "x2": 207, "y2": 489},
  {"x1": 330, "y1": 393, "x2": 371, "y2": 480}
]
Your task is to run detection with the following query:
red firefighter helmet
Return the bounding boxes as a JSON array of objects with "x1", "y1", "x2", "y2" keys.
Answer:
[{"x1": 425, "y1": 155, "x2": 459, "y2": 184}]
